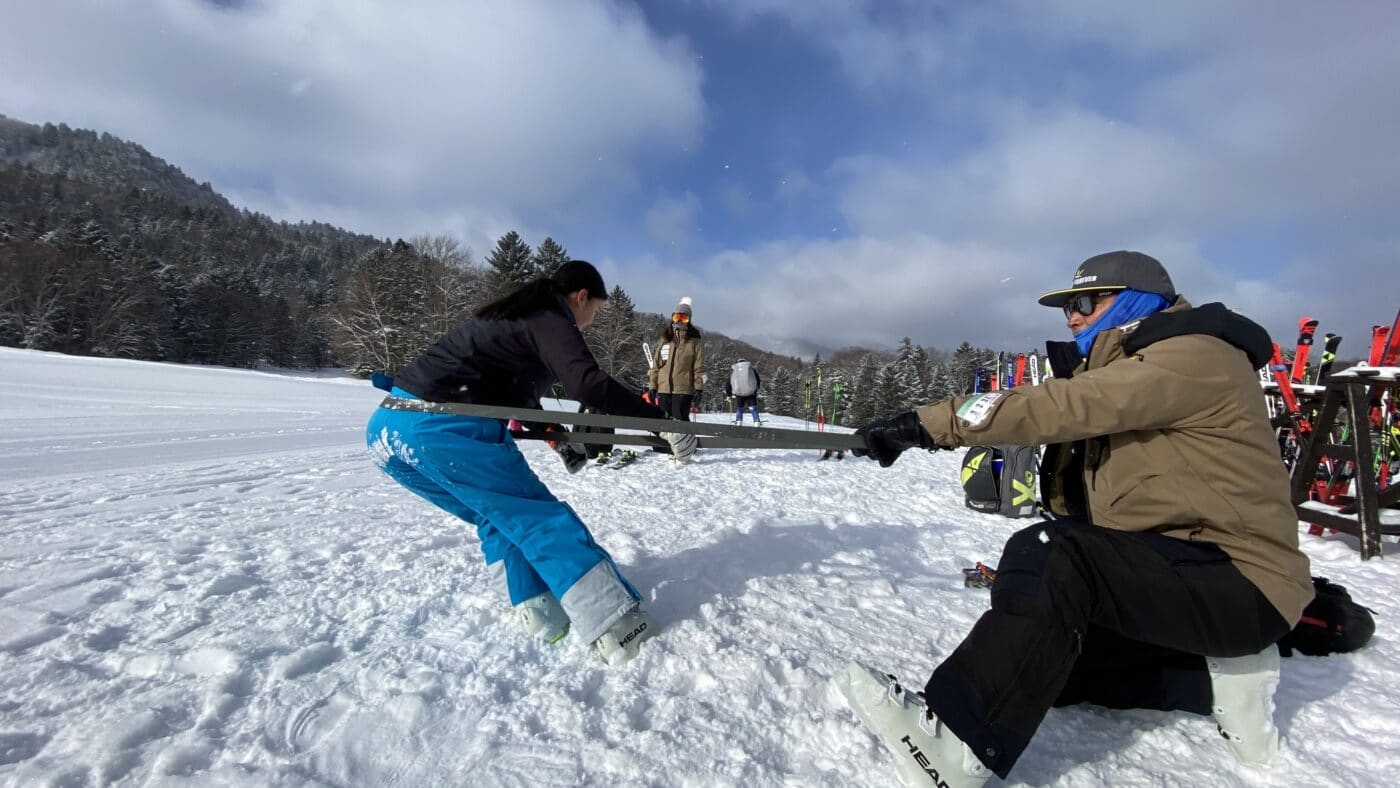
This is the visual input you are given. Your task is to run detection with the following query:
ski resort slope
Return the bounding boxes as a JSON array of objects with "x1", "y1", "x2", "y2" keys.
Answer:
[{"x1": 0, "y1": 346, "x2": 1396, "y2": 787}]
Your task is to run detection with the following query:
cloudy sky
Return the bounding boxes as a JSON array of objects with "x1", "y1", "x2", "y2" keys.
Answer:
[{"x1": 2, "y1": 0, "x2": 1396, "y2": 355}]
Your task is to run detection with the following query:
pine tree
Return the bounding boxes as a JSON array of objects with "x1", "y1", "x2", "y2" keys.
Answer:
[
  {"x1": 485, "y1": 231, "x2": 536, "y2": 298},
  {"x1": 950, "y1": 341, "x2": 981, "y2": 395},
  {"x1": 325, "y1": 241, "x2": 435, "y2": 374},
  {"x1": 847, "y1": 354, "x2": 881, "y2": 425},
  {"x1": 927, "y1": 362, "x2": 954, "y2": 402},
  {"x1": 769, "y1": 366, "x2": 798, "y2": 416},
  {"x1": 584, "y1": 285, "x2": 643, "y2": 387},
  {"x1": 874, "y1": 363, "x2": 904, "y2": 418},
  {"x1": 910, "y1": 343, "x2": 931, "y2": 396},
  {"x1": 891, "y1": 337, "x2": 923, "y2": 410},
  {"x1": 532, "y1": 237, "x2": 569, "y2": 279}
]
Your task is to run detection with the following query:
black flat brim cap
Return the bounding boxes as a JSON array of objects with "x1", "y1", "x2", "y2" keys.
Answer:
[{"x1": 1037, "y1": 250, "x2": 1175, "y2": 307}]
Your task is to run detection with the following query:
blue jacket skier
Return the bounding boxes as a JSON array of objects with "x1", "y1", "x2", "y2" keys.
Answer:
[{"x1": 367, "y1": 260, "x2": 694, "y2": 666}]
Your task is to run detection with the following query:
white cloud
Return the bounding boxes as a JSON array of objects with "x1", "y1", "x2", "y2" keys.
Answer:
[
  {"x1": 833, "y1": 110, "x2": 1219, "y2": 246},
  {"x1": 607, "y1": 235, "x2": 1061, "y2": 350},
  {"x1": 643, "y1": 191, "x2": 703, "y2": 250},
  {"x1": 775, "y1": 169, "x2": 815, "y2": 206},
  {"x1": 608, "y1": 229, "x2": 1396, "y2": 359},
  {"x1": 0, "y1": 0, "x2": 705, "y2": 241}
]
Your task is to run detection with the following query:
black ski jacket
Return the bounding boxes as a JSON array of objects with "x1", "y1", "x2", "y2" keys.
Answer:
[{"x1": 393, "y1": 295, "x2": 666, "y2": 421}]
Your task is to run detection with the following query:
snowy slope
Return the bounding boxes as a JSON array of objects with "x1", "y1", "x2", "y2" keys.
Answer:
[{"x1": 0, "y1": 346, "x2": 1396, "y2": 787}]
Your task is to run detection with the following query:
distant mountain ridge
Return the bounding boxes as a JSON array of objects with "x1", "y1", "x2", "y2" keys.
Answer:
[
  {"x1": 0, "y1": 114, "x2": 235, "y2": 214},
  {"x1": 0, "y1": 113, "x2": 383, "y2": 367}
]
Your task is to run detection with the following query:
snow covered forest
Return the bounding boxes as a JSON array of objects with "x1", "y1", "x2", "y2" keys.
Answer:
[{"x1": 0, "y1": 115, "x2": 1013, "y2": 425}]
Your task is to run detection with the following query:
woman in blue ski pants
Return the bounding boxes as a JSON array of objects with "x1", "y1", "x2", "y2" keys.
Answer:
[{"x1": 364, "y1": 260, "x2": 692, "y2": 666}]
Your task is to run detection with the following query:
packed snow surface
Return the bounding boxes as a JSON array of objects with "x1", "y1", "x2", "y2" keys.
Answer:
[{"x1": 1, "y1": 346, "x2": 1396, "y2": 786}]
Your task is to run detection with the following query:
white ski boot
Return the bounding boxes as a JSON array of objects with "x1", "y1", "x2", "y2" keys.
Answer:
[
  {"x1": 834, "y1": 661, "x2": 989, "y2": 787},
  {"x1": 1207, "y1": 646, "x2": 1281, "y2": 765},
  {"x1": 513, "y1": 592, "x2": 570, "y2": 644},
  {"x1": 591, "y1": 609, "x2": 659, "y2": 666}
]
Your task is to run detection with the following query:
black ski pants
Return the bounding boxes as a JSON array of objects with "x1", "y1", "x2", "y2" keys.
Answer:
[
  {"x1": 658, "y1": 393, "x2": 694, "y2": 421},
  {"x1": 924, "y1": 518, "x2": 1289, "y2": 779}
]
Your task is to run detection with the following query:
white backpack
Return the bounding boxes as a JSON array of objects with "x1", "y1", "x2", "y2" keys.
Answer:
[{"x1": 730, "y1": 361, "x2": 759, "y2": 396}]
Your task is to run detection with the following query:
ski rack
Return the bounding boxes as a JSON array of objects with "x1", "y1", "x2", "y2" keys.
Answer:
[
  {"x1": 1290, "y1": 365, "x2": 1400, "y2": 559},
  {"x1": 377, "y1": 397, "x2": 865, "y2": 451}
]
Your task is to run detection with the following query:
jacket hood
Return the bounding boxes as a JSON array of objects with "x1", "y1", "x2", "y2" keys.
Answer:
[{"x1": 1122, "y1": 301, "x2": 1273, "y2": 370}]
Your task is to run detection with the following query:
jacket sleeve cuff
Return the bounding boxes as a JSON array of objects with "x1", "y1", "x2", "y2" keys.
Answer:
[{"x1": 917, "y1": 401, "x2": 959, "y2": 448}]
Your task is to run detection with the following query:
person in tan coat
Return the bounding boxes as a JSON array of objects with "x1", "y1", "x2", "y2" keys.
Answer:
[
  {"x1": 647, "y1": 296, "x2": 705, "y2": 420},
  {"x1": 835, "y1": 251, "x2": 1312, "y2": 787}
]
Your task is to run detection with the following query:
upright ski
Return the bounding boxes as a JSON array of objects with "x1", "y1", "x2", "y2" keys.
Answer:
[
  {"x1": 1292, "y1": 317, "x2": 1319, "y2": 383},
  {"x1": 1315, "y1": 334, "x2": 1343, "y2": 387}
]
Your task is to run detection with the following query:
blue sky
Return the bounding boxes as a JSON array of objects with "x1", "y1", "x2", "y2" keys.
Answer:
[{"x1": 1, "y1": 1, "x2": 1396, "y2": 355}]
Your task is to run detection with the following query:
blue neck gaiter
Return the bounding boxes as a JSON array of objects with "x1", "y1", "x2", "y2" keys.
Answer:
[{"x1": 1074, "y1": 288, "x2": 1172, "y2": 357}]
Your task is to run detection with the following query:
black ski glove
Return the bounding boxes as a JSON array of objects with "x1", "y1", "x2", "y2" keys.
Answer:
[{"x1": 853, "y1": 411, "x2": 939, "y2": 467}]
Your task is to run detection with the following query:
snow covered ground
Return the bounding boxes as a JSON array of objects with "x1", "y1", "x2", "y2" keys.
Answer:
[{"x1": 1, "y1": 345, "x2": 1396, "y2": 787}]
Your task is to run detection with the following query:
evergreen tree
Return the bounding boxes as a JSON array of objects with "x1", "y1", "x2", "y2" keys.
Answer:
[
  {"x1": 874, "y1": 363, "x2": 905, "y2": 418},
  {"x1": 768, "y1": 366, "x2": 798, "y2": 416},
  {"x1": 847, "y1": 353, "x2": 881, "y2": 425},
  {"x1": 910, "y1": 343, "x2": 931, "y2": 396},
  {"x1": 950, "y1": 341, "x2": 981, "y2": 395},
  {"x1": 484, "y1": 231, "x2": 536, "y2": 298},
  {"x1": 584, "y1": 285, "x2": 643, "y2": 387},
  {"x1": 325, "y1": 241, "x2": 434, "y2": 374},
  {"x1": 532, "y1": 237, "x2": 569, "y2": 278},
  {"x1": 891, "y1": 337, "x2": 924, "y2": 410},
  {"x1": 927, "y1": 362, "x2": 954, "y2": 402}
]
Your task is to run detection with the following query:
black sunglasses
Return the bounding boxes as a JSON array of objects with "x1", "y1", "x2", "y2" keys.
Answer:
[{"x1": 1062, "y1": 291, "x2": 1118, "y2": 319}]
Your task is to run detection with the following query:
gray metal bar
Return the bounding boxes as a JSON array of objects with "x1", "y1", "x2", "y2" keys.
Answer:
[{"x1": 378, "y1": 397, "x2": 866, "y2": 450}]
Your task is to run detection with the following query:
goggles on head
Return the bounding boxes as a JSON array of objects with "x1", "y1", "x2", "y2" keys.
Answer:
[
  {"x1": 671, "y1": 312, "x2": 691, "y2": 324},
  {"x1": 1061, "y1": 291, "x2": 1119, "y2": 320}
]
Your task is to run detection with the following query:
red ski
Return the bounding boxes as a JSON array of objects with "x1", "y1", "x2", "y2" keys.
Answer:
[{"x1": 1291, "y1": 317, "x2": 1319, "y2": 383}]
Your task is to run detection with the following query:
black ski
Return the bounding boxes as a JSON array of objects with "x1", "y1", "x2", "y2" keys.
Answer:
[{"x1": 1315, "y1": 333, "x2": 1343, "y2": 387}]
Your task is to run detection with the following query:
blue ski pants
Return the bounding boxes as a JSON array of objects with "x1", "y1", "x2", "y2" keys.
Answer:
[
  {"x1": 733, "y1": 395, "x2": 759, "y2": 423},
  {"x1": 365, "y1": 391, "x2": 639, "y2": 644}
]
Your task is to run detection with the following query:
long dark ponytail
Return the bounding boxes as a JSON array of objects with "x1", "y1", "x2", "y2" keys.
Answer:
[
  {"x1": 474, "y1": 259, "x2": 608, "y2": 321},
  {"x1": 474, "y1": 278, "x2": 561, "y2": 321}
]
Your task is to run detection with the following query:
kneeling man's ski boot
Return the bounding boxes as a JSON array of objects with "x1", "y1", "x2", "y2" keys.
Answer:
[
  {"x1": 1208, "y1": 646, "x2": 1281, "y2": 765},
  {"x1": 834, "y1": 661, "x2": 990, "y2": 787}
]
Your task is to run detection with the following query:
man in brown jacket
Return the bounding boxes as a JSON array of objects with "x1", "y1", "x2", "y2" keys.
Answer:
[{"x1": 836, "y1": 251, "x2": 1312, "y2": 786}]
